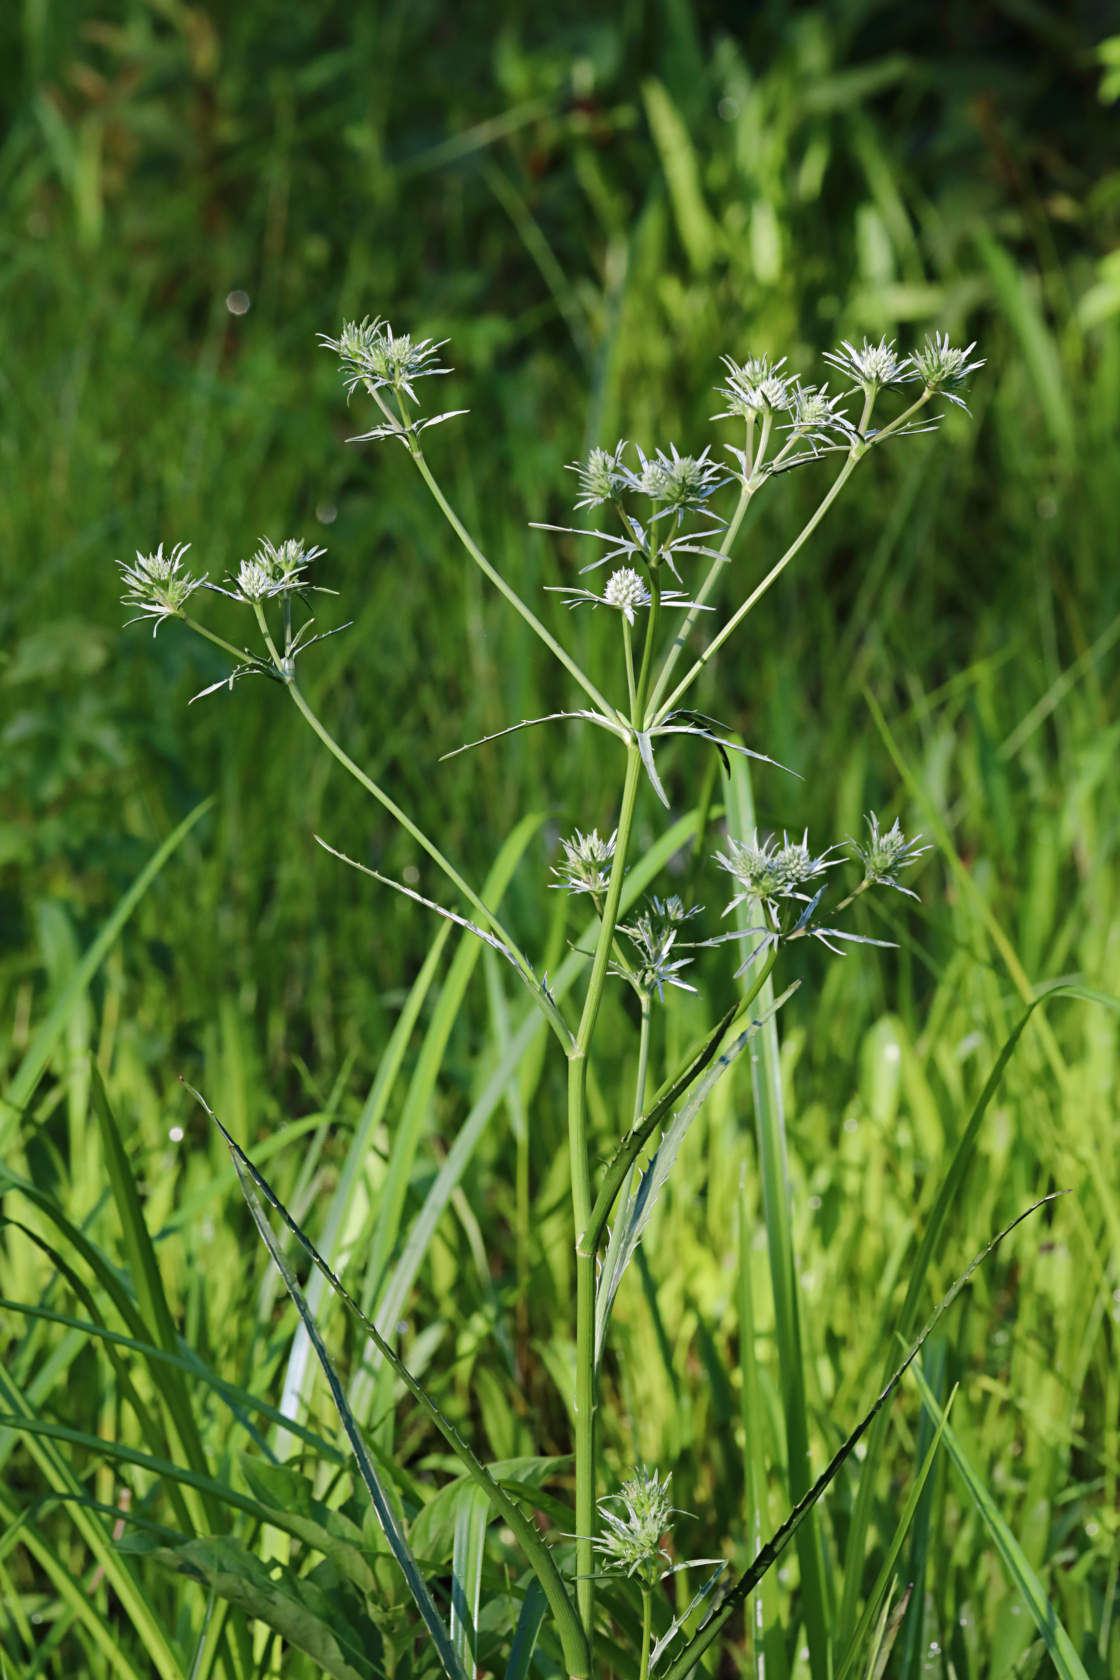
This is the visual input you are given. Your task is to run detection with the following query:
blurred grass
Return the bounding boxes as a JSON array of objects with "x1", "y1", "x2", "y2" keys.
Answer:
[{"x1": 2, "y1": 1, "x2": 1120, "y2": 1675}]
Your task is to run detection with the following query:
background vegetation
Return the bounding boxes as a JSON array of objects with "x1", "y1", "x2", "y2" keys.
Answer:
[{"x1": 2, "y1": 2, "x2": 1119, "y2": 1676}]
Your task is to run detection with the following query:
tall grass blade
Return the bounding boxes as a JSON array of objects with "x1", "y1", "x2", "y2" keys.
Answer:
[
  {"x1": 215, "y1": 1119, "x2": 470, "y2": 1680},
  {"x1": 1, "y1": 795, "x2": 215, "y2": 1144},
  {"x1": 450, "y1": 1485, "x2": 490, "y2": 1677},
  {"x1": 0, "y1": 1367, "x2": 186, "y2": 1680},
  {"x1": 658, "y1": 1195, "x2": 1062, "y2": 1680},
  {"x1": 504, "y1": 1580, "x2": 547, "y2": 1680},
  {"x1": 909, "y1": 1367, "x2": 1092, "y2": 1680},
  {"x1": 594, "y1": 996, "x2": 794, "y2": 1363},
  {"x1": 205, "y1": 1102, "x2": 590, "y2": 1680},
  {"x1": 89, "y1": 1068, "x2": 219, "y2": 1527},
  {"x1": 737, "y1": 1182, "x2": 788, "y2": 1680},
  {"x1": 834, "y1": 1390, "x2": 953, "y2": 1680},
  {"x1": 839, "y1": 982, "x2": 1120, "y2": 1642},
  {"x1": 726, "y1": 751, "x2": 832, "y2": 1680},
  {"x1": 361, "y1": 807, "x2": 708, "y2": 1377}
]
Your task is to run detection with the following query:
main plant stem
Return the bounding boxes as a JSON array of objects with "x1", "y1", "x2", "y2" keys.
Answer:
[{"x1": 568, "y1": 744, "x2": 643, "y2": 1638}]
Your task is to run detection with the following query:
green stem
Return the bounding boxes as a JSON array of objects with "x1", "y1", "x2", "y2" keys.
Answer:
[
  {"x1": 646, "y1": 477, "x2": 752, "y2": 721},
  {"x1": 639, "y1": 1584, "x2": 654, "y2": 1680},
  {"x1": 651, "y1": 454, "x2": 861, "y2": 726},
  {"x1": 632, "y1": 994, "x2": 652, "y2": 1130},
  {"x1": 623, "y1": 615, "x2": 637, "y2": 717},
  {"x1": 249, "y1": 605, "x2": 570, "y2": 1049},
  {"x1": 406, "y1": 444, "x2": 624, "y2": 726},
  {"x1": 568, "y1": 745, "x2": 644, "y2": 1641},
  {"x1": 182, "y1": 614, "x2": 263, "y2": 669}
]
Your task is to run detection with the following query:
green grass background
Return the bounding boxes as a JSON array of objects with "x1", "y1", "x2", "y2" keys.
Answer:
[{"x1": 2, "y1": 3, "x2": 1120, "y2": 1676}]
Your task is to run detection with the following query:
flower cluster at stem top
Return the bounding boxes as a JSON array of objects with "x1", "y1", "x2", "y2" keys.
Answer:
[
  {"x1": 552, "y1": 811, "x2": 928, "y2": 988},
  {"x1": 318, "y1": 316, "x2": 451, "y2": 404},
  {"x1": 119, "y1": 542, "x2": 207, "y2": 634},
  {"x1": 213, "y1": 536, "x2": 327, "y2": 603},
  {"x1": 613, "y1": 895, "x2": 702, "y2": 1000},
  {"x1": 591, "y1": 1466, "x2": 677, "y2": 1587}
]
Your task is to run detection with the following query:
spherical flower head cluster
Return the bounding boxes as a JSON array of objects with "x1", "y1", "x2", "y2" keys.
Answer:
[
  {"x1": 712, "y1": 354, "x2": 797, "y2": 420},
  {"x1": 230, "y1": 537, "x2": 325, "y2": 602},
  {"x1": 602, "y1": 567, "x2": 651, "y2": 624},
  {"x1": 714, "y1": 829, "x2": 838, "y2": 913},
  {"x1": 823, "y1": 336, "x2": 913, "y2": 392},
  {"x1": 632, "y1": 444, "x2": 724, "y2": 517},
  {"x1": 910, "y1": 332, "x2": 986, "y2": 407},
  {"x1": 569, "y1": 441, "x2": 723, "y2": 517},
  {"x1": 569, "y1": 442, "x2": 629, "y2": 509},
  {"x1": 118, "y1": 542, "x2": 206, "y2": 635},
  {"x1": 849, "y1": 813, "x2": 930, "y2": 896},
  {"x1": 614, "y1": 895, "x2": 701, "y2": 999},
  {"x1": 319, "y1": 316, "x2": 450, "y2": 403},
  {"x1": 592, "y1": 1466, "x2": 676, "y2": 1585},
  {"x1": 550, "y1": 828, "x2": 617, "y2": 896},
  {"x1": 785, "y1": 383, "x2": 855, "y2": 446}
]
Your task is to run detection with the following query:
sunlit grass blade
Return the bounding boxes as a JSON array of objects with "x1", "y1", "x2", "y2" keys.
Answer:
[
  {"x1": 834, "y1": 1387, "x2": 954, "y2": 1680},
  {"x1": 0, "y1": 1367, "x2": 186, "y2": 1680},
  {"x1": 89, "y1": 1069, "x2": 219, "y2": 1530},
  {"x1": 909, "y1": 1366, "x2": 1092, "y2": 1680},
  {"x1": 212, "y1": 1113, "x2": 470, "y2": 1680},
  {"x1": 726, "y1": 751, "x2": 832, "y2": 1680},
  {"x1": 839, "y1": 982, "x2": 1120, "y2": 1644},
  {"x1": 450, "y1": 1485, "x2": 490, "y2": 1676},
  {"x1": 0, "y1": 795, "x2": 215, "y2": 1146},
  {"x1": 594, "y1": 994, "x2": 794, "y2": 1364},
  {"x1": 358, "y1": 806, "x2": 709, "y2": 1378},
  {"x1": 658, "y1": 1195, "x2": 1063, "y2": 1680},
  {"x1": 204, "y1": 1100, "x2": 591, "y2": 1680},
  {"x1": 736, "y1": 1183, "x2": 788, "y2": 1680},
  {"x1": 0, "y1": 1481, "x2": 154, "y2": 1680}
]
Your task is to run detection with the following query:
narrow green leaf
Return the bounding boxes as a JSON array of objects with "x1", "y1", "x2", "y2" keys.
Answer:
[
  {"x1": 89, "y1": 1067, "x2": 218, "y2": 1529},
  {"x1": 505, "y1": 1580, "x2": 548, "y2": 1680},
  {"x1": 1, "y1": 795, "x2": 214, "y2": 1140},
  {"x1": 215, "y1": 1124, "x2": 471, "y2": 1680},
  {"x1": 0, "y1": 1367, "x2": 186, "y2": 1680},
  {"x1": 594, "y1": 991, "x2": 795, "y2": 1363},
  {"x1": 450, "y1": 1486, "x2": 490, "y2": 1674},
  {"x1": 834, "y1": 1388, "x2": 954, "y2": 1680},
  {"x1": 909, "y1": 1368, "x2": 1092, "y2": 1680},
  {"x1": 202, "y1": 1102, "x2": 591, "y2": 1680},
  {"x1": 839, "y1": 982, "x2": 1120, "y2": 1643},
  {"x1": 658, "y1": 1195, "x2": 1062, "y2": 1680},
  {"x1": 727, "y1": 752, "x2": 832, "y2": 1680}
]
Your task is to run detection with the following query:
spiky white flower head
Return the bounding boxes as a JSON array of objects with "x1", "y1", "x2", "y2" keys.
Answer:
[
  {"x1": 910, "y1": 332, "x2": 985, "y2": 408},
  {"x1": 783, "y1": 383, "x2": 856, "y2": 449},
  {"x1": 569, "y1": 442, "x2": 630, "y2": 509},
  {"x1": 848, "y1": 813, "x2": 930, "y2": 896},
  {"x1": 712, "y1": 354, "x2": 797, "y2": 420},
  {"x1": 550, "y1": 828, "x2": 617, "y2": 896},
  {"x1": 614, "y1": 895, "x2": 702, "y2": 999},
  {"x1": 603, "y1": 567, "x2": 650, "y2": 623},
  {"x1": 118, "y1": 542, "x2": 207, "y2": 635},
  {"x1": 319, "y1": 316, "x2": 451, "y2": 403},
  {"x1": 592, "y1": 1467, "x2": 677, "y2": 1585},
  {"x1": 224, "y1": 536, "x2": 326, "y2": 602},
  {"x1": 545, "y1": 571, "x2": 713, "y2": 623},
  {"x1": 823, "y1": 336, "x2": 913, "y2": 393},
  {"x1": 629, "y1": 443, "x2": 726, "y2": 520},
  {"x1": 714, "y1": 829, "x2": 841, "y2": 915}
]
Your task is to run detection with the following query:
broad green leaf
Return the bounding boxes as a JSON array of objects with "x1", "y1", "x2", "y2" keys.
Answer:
[{"x1": 132, "y1": 1535, "x2": 381, "y2": 1680}]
